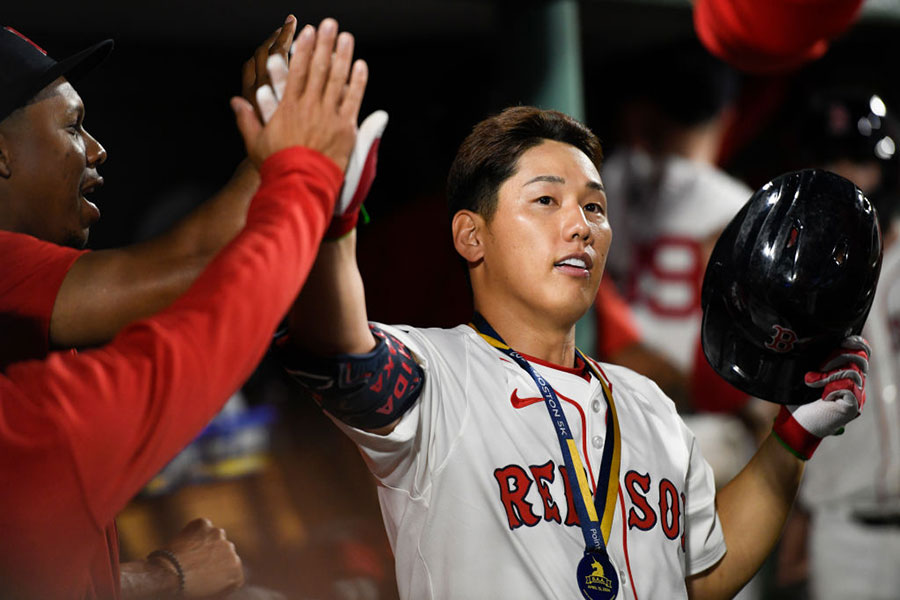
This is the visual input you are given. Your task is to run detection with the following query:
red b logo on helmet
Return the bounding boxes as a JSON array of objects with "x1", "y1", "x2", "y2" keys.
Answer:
[{"x1": 765, "y1": 325, "x2": 797, "y2": 353}]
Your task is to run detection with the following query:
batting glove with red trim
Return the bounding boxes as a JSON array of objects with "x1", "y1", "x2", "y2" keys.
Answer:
[
  {"x1": 254, "y1": 54, "x2": 387, "y2": 239},
  {"x1": 326, "y1": 110, "x2": 388, "y2": 239},
  {"x1": 772, "y1": 335, "x2": 870, "y2": 460}
]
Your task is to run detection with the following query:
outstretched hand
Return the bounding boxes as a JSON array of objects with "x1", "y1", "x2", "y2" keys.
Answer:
[{"x1": 231, "y1": 18, "x2": 368, "y2": 171}]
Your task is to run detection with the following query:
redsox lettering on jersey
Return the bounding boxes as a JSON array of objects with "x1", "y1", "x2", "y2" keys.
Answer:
[
  {"x1": 492, "y1": 393, "x2": 687, "y2": 558},
  {"x1": 335, "y1": 323, "x2": 725, "y2": 599}
]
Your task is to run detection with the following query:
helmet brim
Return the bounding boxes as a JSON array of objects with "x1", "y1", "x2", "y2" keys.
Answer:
[{"x1": 701, "y1": 290, "x2": 825, "y2": 405}]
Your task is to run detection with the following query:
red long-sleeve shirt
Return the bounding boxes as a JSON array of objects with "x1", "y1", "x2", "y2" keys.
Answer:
[{"x1": 0, "y1": 146, "x2": 341, "y2": 599}]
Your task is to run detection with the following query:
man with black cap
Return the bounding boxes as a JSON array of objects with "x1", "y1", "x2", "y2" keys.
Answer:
[
  {"x1": 0, "y1": 18, "x2": 369, "y2": 599},
  {"x1": 0, "y1": 23, "x2": 274, "y2": 598},
  {"x1": 0, "y1": 22, "x2": 268, "y2": 369}
]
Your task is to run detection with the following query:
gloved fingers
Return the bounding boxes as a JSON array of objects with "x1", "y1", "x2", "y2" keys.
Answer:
[
  {"x1": 337, "y1": 110, "x2": 388, "y2": 214},
  {"x1": 821, "y1": 386, "x2": 864, "y2": 409},
  {"x1": 267, "y1": 54, "x2": 290, "y2": 101},
  {"x1": 255, "y1": 84, "x2": 278, "y2": 123},
  {"x1": 819, "y1": 350, "x2": 869, "y2": 374},
  {"x1": 841, "y1": 335, "x2": 871, "y2": 355},
  {"x1": 805, "y1": 366, "x2": 864, "y2": 389}
]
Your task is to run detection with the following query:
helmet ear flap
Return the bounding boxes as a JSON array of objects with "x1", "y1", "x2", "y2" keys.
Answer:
[{"x1": 700, "y1": 169, "x2": 883, "y2": 405}]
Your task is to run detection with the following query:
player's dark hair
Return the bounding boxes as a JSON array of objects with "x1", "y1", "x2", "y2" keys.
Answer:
[{"x1": 446, "y1": 106, "x2": 602, "y2": 225}]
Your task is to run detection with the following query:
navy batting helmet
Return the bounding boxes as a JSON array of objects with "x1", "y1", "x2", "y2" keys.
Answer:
[
  {"x1": 798, "y1": 88, "x2": 899, "y2": 231},
  {"x1": 701, "y1": 169, "x2": 882, "y2": 404}
]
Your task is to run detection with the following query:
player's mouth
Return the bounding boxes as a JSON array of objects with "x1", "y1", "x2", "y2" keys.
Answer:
[
  {"x1": 553, "y1": 252, "x2": 593, "y2": 278},
  {"x1": 80, "y1": 176, "x2": 104, "y2": 224}
]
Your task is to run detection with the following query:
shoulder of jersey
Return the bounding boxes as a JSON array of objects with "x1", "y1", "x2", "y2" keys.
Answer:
[
  {"x1": 386, "y1": 323, "x2": 480, "y2": 360},
  {"x1": 590, "y1": 359, "x2": 679, "y2": 415},
  {"x1": 666, "y1": 156, "x2": 753, "y2": 203}
]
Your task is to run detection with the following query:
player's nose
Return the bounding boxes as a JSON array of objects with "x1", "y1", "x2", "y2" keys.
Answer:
[
  {"x1": 562, "y1": 200, "x2": 591, "y2": 242},
  {"x1": 84, "y1": 128, "x2": 107, "y2": 167}
]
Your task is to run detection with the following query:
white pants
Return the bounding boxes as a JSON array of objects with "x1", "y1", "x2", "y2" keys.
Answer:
[{"x1": 810, "y1": 508, "x2": 900, "y2": 600}]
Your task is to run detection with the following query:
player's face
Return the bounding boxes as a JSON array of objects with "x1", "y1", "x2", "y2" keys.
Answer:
[
  {"x1": 0, "y1": 78, "x2": 106, "y2": 248},
  {"x1": 480, "y1": 139, "x2": 610, "y2": 325}
]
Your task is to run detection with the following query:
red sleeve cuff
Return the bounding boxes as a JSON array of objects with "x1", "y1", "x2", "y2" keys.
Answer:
[
  {"x1": 259, "y1": 146, "x2": 344, "y2": 196},
  {"x1": 773, "y1": 406, "x2": 821, "y2": 460}
]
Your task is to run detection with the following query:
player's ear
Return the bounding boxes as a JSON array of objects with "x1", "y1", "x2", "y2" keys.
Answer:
[{"x1": 452, "y1": 210, "x2": 485, "y2": 264}]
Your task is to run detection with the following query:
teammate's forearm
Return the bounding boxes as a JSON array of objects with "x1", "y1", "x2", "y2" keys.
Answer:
[
  {"x1": 50, "y1": 161, "x2": 261, "y2": 349},
  {"x1": 119, "y1": 560, "x2": 180, "y2": 600},
  {"x1": 287, "y1": 229, "x2": 375, "y2": 355},
  {"x1": 688, "y1": 433, "x2": 803, "y2": 599},
  {"x1": 166, "y1": 159, "x2": 259, "y2": 259}
]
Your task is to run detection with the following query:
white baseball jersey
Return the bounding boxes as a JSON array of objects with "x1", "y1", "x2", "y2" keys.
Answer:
[
  {"x1": 801, "y1": 237, "x2": 900, "y2": 513},
  {"x1": 797, "y1": 235, "x2": 900, "y2": 600},
  {"x1": 334, "y1": 323, "x2": 726, "y2": 599},
  {"x1": 602, "y1": 149, "x2": 751, "y2": 371}
]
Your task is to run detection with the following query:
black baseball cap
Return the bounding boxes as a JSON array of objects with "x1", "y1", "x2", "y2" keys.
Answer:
[{"x1": 0, "y1": 26, "x2": 113, "y2": 123}]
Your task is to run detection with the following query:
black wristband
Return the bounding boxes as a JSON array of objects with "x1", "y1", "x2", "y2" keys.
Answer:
[{"x1": 148, "y1": 549, "x2": 185, "y2": 596}]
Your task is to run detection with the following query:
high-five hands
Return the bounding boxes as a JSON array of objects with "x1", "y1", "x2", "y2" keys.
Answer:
[
  {"x1": 231, "y1": 18, "x2": 367, "y2": 171},
  {"x1": 241, "y1": 15, "x2": 296, "y2": 123}
]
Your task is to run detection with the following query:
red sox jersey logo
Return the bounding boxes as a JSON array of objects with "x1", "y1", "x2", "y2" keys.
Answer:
[
  {"x1": 765, "y1": 324, "x2": 798, "y2": 353},
  {"x1": 493, "y1": 462, "x2": 686, "y2": 550}
]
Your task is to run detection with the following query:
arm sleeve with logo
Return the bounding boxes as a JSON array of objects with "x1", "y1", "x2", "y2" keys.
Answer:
[
  {"x1": 0, "y1": 147, "x2": 341, "y2": 596},
  {"x1": 330, "y1": 324, "x2": 471, "y2": 496}
]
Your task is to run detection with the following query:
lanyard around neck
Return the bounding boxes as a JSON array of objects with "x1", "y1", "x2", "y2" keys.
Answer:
[{"x1": 469, "y1": 313, "x2": 622, "y2": 552}]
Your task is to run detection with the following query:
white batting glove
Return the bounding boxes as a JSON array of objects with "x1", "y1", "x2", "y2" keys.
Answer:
[
  {"x1": 326, "y1": 109, "x2": 388, "y2": 239},
  {"x1": 256, "y1": 53, "x2": 386, "y2": 240},
  {"x1": 772, "y1": 335, "x2": 870, "y2": 460},
  {"x1": 255, "y1": 54, "x2": 290, "y2": 124}
]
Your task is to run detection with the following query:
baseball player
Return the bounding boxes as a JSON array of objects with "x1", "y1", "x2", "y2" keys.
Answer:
[
  {"x1": 776, "y1": 89, "x2": 900, "y2": 600},
  {"x1": 0, "y1": 19, "x2": 368, "y2": 598},
  {"x1": 278, "y1": 106, "x2": 868, "y2": 599}
]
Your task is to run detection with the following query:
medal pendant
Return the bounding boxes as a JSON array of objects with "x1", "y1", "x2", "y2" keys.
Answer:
[{"x1": 576, "y1": 550, "x2": 619, "y2": 600}]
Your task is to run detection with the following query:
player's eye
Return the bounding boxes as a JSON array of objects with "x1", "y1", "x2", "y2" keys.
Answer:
[
  {"x1": 583, "y1": 202, "x2": 604, "y2": 215},
  {"x1": 536, "y1": 196, "x2": 553, "y2": 206}
]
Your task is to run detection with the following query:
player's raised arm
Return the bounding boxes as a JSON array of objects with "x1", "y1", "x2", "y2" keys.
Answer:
[
  {"x1": 0, "y1": 19, "x2": 367, "y2": 597},
  {"x1": 277, "y1": 120, "x2": 413, "y2": 435},
  {"x1": 269, "y1": 27, "x2": 416, "y2": 435},
  {"x1": 47, "y1": 17, "x2": 298, "y2": 350},
  {"x1": 686, "y1": 338, "x2": 869, "y2": 599}
]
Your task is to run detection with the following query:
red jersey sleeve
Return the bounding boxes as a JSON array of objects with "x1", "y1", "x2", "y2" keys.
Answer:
[
  {"x1": 594, "y1": 278, "x2": 642, "y2": 360},
  {"x1": 690, "y1": 334, "x2": 750, "y2": 413},
  {"x1": 0, "y1": 232, "x2": 87, "y2": 370},
  {"x1": 0, "y1": 146, "x2": 342, "y2": 598}
]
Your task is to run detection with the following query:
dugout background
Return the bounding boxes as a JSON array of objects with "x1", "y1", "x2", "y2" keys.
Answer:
[{"x1": 5, "y1": 1, "x2": 900, "y2": 598}]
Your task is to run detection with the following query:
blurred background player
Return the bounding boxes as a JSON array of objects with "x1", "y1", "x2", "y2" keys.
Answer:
[
  {"x1": 773, "y1": 87, "x2": 900, "y2": 600},
  {"x1": 599, "y1": 40, "x2": 765, "y2": 501}
]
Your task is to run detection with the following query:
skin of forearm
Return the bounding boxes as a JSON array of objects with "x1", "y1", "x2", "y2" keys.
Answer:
[
  {"x1": 287, "y1": 229, "x2": 375, "y2": 355},
  {"x1": 50, "y1": 162, "x2": 260, "y2": 349},
  {"x1": 119, "y1": 559, "x2": 179, "y2": 600},
  {"x1": 688, "y1": 433, "x2": 804, "y2": 599},
  {"x1": 166, "y1": 159, "x2": 259, "y2": 259}
]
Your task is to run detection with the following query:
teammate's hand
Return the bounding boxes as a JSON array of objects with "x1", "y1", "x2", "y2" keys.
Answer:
[
  {"x1": 231, "y1": 18, "x2": 367, "y2": 171},
  {"x1": 772, "y1": 335, "x2": 870, "y2": 460},
  {"x1": 241, "y1": 15, "x2": 296, "y2": 123},
  {"x1": 327, "y1": 109, "x2": 388, "y2": 239},
  {"x1": 151, "y1": 518, "x2": 245, "y2": 597}
]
